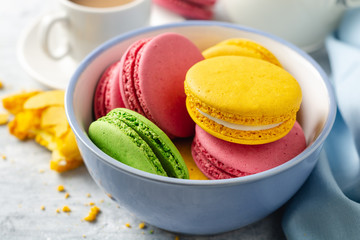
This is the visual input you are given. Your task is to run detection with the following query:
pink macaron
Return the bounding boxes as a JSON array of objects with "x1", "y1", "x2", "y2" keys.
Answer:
[
  {"x1": 93, "y1": 62, "x2": 125, "y2": 119},
  {"x1": 153, "y1": 0, "x2": 215, "y2": 20},
  {"x1": 192, "y1": 122, "x2": 307, "y2": 180},
  {"x1": 119, "y1": 32, "x2": 204, "y2": 138}
]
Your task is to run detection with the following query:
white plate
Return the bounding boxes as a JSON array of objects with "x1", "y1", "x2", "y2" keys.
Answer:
[{"x1": 17, "y1": 4, "x2": 185, "y2": 90}]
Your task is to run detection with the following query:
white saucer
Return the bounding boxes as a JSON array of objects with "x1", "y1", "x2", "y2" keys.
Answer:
[{"x1": 17, "y1": 5, "x2": 185, "y2": 90}]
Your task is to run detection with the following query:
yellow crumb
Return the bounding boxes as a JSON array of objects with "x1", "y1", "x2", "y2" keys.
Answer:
[
  {"x1": 0, "y1": 112, "x2": 9, "y2": 125},
  {"x1": 138, "y1": 222, "x2": 146, "y2": 229},
  {"x1": 2, "y1": 91, "x2": 40, "y2": 114},
  {"x1": 40, "y1": 205, "x2": 45, "y2": 211},
  {"x1": 175, "y1": 236, "x2": 180, "y2": 240},
  {"x1": 88, "y1": 202, "x2": 95, "y2": 206},
  {"x1": 65, "y1": 193, "x2": 70, "y2": 199},
  {"x1": 62, "y1": 205, "x2": 71, "y2": 212},
  {"x1": 99, "y1": 199, "x2": 104, "y2": 203},
  {"x1": 39, "y1": 169, "x2": 45, "y2": 173},
  {"x1": 57, "y1": 185, "x2": 65, "y2": 192},
  {"x1": 0, "y1": 80, "x2": 3, "y2": 89},
  {"x1": 1, "y1": 155, "x2": 6, "y2": 160},
  {"x1": 83, "y1": 206, "x2": 100, "y2": 222},
  {"x1": 56, "y1": 208, "x2": 60, "y2": 213},
  {"x1": 125, "y1": 223, "x2": 131, "y2": 228},
  {"x1": 106, "y1": 193, "x2": 112, "y2": 199},
  {"x1": 82, "y1": 235, "x2": 86, "y2": 238},
  {"x1": 86, "y1": 193, "x2": 91, "y2": 198},
  {"x1": 2, "y1": 90, "x2": 83, "y2": 172}
]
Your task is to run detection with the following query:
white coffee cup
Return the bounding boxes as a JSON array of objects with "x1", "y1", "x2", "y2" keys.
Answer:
[
  {"x1": 40, "y1": 0, "x2": 151, "y2": 62},
  {"x1": 222, "y1": 0, "x2": 360, "y2": 52}
]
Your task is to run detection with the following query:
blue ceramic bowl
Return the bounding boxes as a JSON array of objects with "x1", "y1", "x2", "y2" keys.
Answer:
[{"x1": 65, "y1": 21, "x2": 336, "y2": 235}]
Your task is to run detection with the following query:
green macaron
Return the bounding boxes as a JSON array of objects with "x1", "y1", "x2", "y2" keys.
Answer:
[{"x1": 88, "y1": 108, "x2": 189, "y2": 179}]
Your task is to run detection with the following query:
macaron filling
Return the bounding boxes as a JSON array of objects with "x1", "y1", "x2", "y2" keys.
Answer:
[{"x1": 197, "y1": 108, "x2": 283, "y2": 131}]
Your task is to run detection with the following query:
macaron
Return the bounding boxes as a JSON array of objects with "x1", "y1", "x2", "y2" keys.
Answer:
[
  {"x1": 202, "y1": 38, "x2": 282, "y2": 67},
  {"x1": 192, "y1": 122, "x2": 306, "y2": 180},
  {"x1": 153, "y1": 0, "x2": 215, "y2": 20},
  {"x1": 185, "y1": 55, "x2": 302, "y2": 145},
  {"x1": 119, "y1": 32, "x2": 204, "y2": 138},
  {"x1": 88, "y1": 108, "x2": 189, "y2": 179},
  {"x1": 93, "y1": 62, "x2": 125, "y2": 119}
]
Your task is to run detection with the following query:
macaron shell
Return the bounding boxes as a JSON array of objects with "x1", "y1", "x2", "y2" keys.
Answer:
[
  {"x1": 93, "y1": 62, "x2": 125, "y2": 119},
  {"x1": 192, "y1": 122, "x2": 306, "y2": 179},
  {"x1": 202, "y1": 38, "x2": 282, "y2": 67},
  {"x1": 119, "y1": 39, "x2": 150, "y2": 115},
  {"x1": 191, "y1": 139, "x2": 245, "y2": 180},
  {"x1": 185, "y1": 56, "x2": 301, "y2": 118},
  {"x1": 93, "y1": 68, "x2": 109, "y2": 119},
  {"x1": 153, "y1": 0, "x2": 213, "y2": 20},
  {"x1": 104, "y1": 62, "x2": 125, "y2": 114},
  {"x1": 137, "y1": 32, "x2": 204, "y2": 138}
]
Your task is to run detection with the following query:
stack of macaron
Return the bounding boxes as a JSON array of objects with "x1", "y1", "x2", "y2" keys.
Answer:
[
  {"x1": 89, "y1": 32, "x2": 307, "y2": 180},
  {"x1": 152, "y1": 0, "x2": 216, "y2": 20}
]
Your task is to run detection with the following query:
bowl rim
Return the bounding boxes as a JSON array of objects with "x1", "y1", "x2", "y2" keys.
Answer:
[{"x1": 65, "y1": 20, "x2": 337, "y2": 186}]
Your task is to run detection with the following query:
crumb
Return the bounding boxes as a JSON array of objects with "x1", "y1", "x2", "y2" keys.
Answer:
[
  {"x1": 125, "y1": 223, "x2": 131, "y2": 228},
  {"x1": 89, "y1": 202, "x2": 95, "y2": 206},
  {"x1": 149, "y1": 229, "x2": 154, "y2": 234},
  {"x1": 99, "y1": 199, "x2": 104, "y2": 203},
  {"x1": 138, "y1": 222, "x2": 146, "y2": 229},
  {"x1": 65, "y1": 193, "x2": 70, "y2": 199},
  {"x1": 56, "y1": 208, "x2": 60, "y2": 213},
  {"x1": 106, "y1": 193, "x2": 112, "y2": 198},
  {"x1": 83, "y1": 206, "x2": 101, "y2": 222},
  {"x1": 86, "y1": 193, "x2": 91, "y2": 198},
  {"x1": 39, "y1": 169, "x2": 45, "y2": 173},
  {"x1": 82, "y1": 235, "x2": 86, "y2": 238},
  {"x1": 0, "y1": 112, "x2": 9, "y2": 125},
  {"x1": 1, "y1": 155, "x2": 6, "y2": 160},
  {"x1": 57, "y1": 185, "x2": 65, "y2": 192},
  {"x1": 0, "y1": 80, "x2": 3, "y2": 89},
  {"x1": 62, "y1": 205, "x2": 71, "y2": 212},
  {"x1": 40, "y1": 205, "x2": 45, "y2": 211},
  {"x1": 175, "y1": 236, "x2": 180, "y2": 240}
]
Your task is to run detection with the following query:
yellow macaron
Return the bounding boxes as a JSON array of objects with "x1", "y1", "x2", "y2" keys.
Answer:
[
  {"x1": 184, "y1": 55, "x2": 302, "y2": 145},
  {"x1": 202, "y1": 38, "x2": 282, "y2": 67}
]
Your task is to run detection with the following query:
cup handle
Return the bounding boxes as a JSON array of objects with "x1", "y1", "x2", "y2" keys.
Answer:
[
  {"x1": 39, "y1": 11, "x2": 69, "y2": 60},
  {"x1": 342, "y1": 0, "x2": 360, "y2": 7}
]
